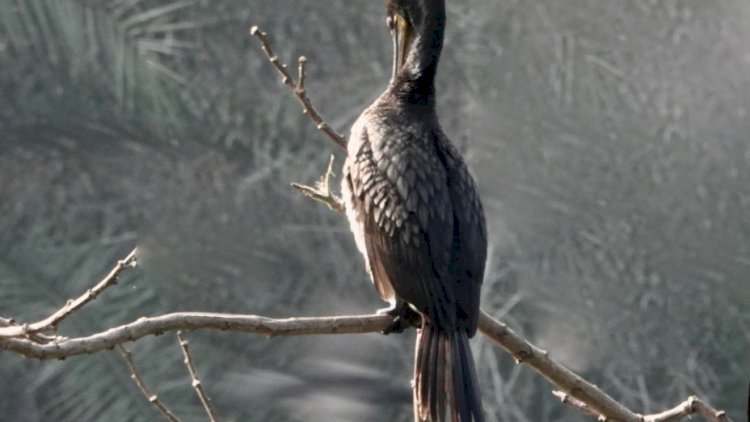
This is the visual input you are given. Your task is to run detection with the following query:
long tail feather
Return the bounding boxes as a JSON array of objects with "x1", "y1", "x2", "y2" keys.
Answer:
[{"x1": 414, "y1": 323, "x2": 484, "y2": 421}]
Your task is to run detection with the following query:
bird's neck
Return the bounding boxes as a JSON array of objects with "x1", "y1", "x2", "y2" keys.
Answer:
[{"x1": 388, "y1": 3, "x2": 445, "y2": 107}]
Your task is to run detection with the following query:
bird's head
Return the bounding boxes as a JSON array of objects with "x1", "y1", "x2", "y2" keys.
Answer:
[{"x1": 385, "y1": 0, "x2": 445, "y2": 83}]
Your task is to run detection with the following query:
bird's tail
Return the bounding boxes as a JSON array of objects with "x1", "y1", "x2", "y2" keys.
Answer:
[{"x1": 414, "y1": 322, "x2": 484, "y2": 422}]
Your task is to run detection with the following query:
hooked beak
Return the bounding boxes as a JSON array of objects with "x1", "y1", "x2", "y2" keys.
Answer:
[{"x1": 391, "y1": 14, "x2": 411, "y2": 81}]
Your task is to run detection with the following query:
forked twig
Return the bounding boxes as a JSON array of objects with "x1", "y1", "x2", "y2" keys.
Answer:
[
  {"x1": 0, "y1": 317, "x2": 59, "y2": 344},
  {"x1": 291, "y1": 155, "x2": 345, "y2": 212},
  {"x1": 118, "y1": 345, "x2": 181, "y2": 422},
  {"x1": 250, "y1": 25, "x2": 347, "y2": 150},
  {"x1": 176, "y1": 331, "x2": 219, "y2": 422}
]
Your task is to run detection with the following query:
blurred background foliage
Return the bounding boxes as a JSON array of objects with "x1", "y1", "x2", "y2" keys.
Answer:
[{"x1": 1, "y1": 0, "x2": 749, "y2": 421}]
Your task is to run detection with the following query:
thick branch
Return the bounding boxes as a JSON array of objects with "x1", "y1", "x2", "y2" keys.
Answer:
[{"x1": 0, "y1": 312, "x2": 393, "y2": 360}]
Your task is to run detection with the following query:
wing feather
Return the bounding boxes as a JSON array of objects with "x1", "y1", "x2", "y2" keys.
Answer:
[{"x1": 343, "y1": 110, "x2": 485, "y2": 333}]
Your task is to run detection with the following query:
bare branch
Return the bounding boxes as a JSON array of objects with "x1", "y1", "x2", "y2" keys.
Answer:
[
  {"x1": 250, "y1": 25, "x2": 347, "y2": 150},
  {"x1": 176, "y1": 331, "x2": 219, "y2": 422},
  {"x1": 0, "y1": 248, "x2": 138, "y2": 338},
  {"x1": 118, "y1": 345, "x2": 181, "y2": 422},
  {"x1": 480, "y1": 312, "x2": 734, "y2": 422},
  {"x1": 0, "y1": 317, "x2": 59, "y2": 344},
  {"x1": 0, "y1": 312, "x2": 393, "y2": 360},
  {"x1": 291, "y1": 155, "x2": 345, "y2": 212},
  {"x1": 478, "y1": 311, "x2": 642, "y2": 422},
  {"x1": 1, "y1": 308, "x2": 732, "y2": 422},
  {"x1": 553, "y1": 390, "x2": 601, "y2": 419},
  {"x1": 642, "y1": 396, "x2": 731, "y2": 422}
]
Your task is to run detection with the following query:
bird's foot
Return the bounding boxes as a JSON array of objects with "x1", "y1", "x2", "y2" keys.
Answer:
[{"x1": 377, "y1": 300, "x2": 420, "y2": 334}]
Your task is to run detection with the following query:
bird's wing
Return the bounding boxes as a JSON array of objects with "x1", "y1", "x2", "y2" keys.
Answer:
[
  {"x1": 438, "y1": 136, "x2": 487, "y2": 335},
  {"x1": 345, "y1": 122, "x2": 457, "y2": 329}
]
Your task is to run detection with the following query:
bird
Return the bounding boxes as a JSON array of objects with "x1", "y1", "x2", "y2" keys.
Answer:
[{"x1": 341, "y1": 0, "x2": 487, "y2": 421}]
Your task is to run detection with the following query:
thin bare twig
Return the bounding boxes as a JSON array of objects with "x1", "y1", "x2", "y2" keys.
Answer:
[
  {"x1": 250, "y1": 25, "x2": 347, "y2": 150},
  {"x1": 298, "y1": 56, "x2": 307, "y2": 91},
  {"x1": 118, "y1": 345, "x2": 181, "y2": 422},
  {"x1": 0, "y1": 248, "x2": 138, "y2": 338},
  {"x1": 291, "y1": 155, "x2": 345, "y2": 212},
  {"x1": 176, "y1": 331, "x2": 219, "y2": 422}
]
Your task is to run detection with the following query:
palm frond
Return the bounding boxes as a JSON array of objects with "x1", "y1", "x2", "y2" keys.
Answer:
[{"x1": 0, "y1": 0, "x2": 203, "y2": 129}]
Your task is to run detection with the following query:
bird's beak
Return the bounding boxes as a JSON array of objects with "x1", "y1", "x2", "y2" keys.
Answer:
[{"x1": 391, "y1": 14, "x2": 411, "y2": 81}]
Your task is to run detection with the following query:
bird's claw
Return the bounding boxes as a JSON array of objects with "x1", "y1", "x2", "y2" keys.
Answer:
[{"x1": 377, "y1": 301, "x2": 420, "y2": 334}]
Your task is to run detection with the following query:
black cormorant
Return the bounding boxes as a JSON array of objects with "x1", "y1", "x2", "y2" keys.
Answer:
[{"x1": 342, "y1": 0, "x2": 487, "y2": 421}]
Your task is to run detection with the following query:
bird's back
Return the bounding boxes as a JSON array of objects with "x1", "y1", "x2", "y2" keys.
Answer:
[{"x1": 343, "y1": 99, "x2": 486, "y2": 334}]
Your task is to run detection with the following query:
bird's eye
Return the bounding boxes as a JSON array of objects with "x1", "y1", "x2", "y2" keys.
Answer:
[{"x1": 386, "y1": 15, "x2": 395, "y2": 31}]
